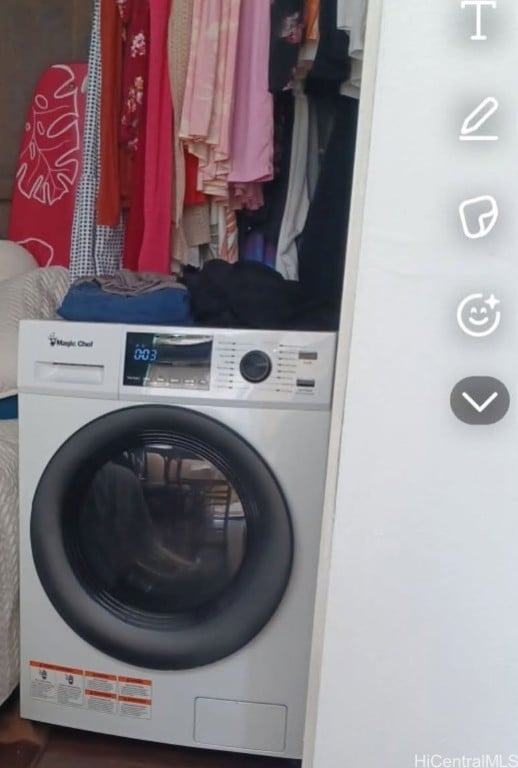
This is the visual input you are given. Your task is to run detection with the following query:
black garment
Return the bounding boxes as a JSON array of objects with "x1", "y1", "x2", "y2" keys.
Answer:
[
  {"x1": 269, "y1": 0, "x2": 305, "y2": 92},
  {"x1": 183, "y1": 260, "x2": 332, "y2": 330},
  {"x1": 306, "y1": 0, "x2": 351, "y2": 95},
  {"x1": 306, "y1": 90, "x2": 340, "y2": 200},
  {"x1": 298, "y1": 95, "x2": 359, "y2": 322}
]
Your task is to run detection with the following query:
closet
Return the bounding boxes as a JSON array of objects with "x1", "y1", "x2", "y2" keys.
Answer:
[{"x1": 0, "y1": 0, "x2": 366, "y2": 332}]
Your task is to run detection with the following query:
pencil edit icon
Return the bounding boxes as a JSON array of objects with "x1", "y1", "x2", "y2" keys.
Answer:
[
  {"x1": 459, "y1": 195, "x2": 499, "y2": 239},
  {"x1": 459, "y1": 97, "x2": 499, "y2": 141}
]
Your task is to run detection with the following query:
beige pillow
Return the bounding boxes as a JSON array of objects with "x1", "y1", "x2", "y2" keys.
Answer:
[
  {"x1": 0, "y1": 266, "x2": 69, "y2": 399},
  {"x1": 0, "y1": 240, "x2": 37, "y2": 282}
]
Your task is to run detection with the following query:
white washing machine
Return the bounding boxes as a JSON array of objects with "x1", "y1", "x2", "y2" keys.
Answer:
[{"x1": 18, "y1": 320, "x2": 336, "y2": 758}]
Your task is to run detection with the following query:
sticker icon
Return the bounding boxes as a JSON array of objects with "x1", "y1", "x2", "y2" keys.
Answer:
[
  {"x1": 459, "y1": 97, "x2": 499, "y2": 142},
  {"x1": 457, "y1": 293, "x2": 501, "y2": 337},
  {"x1": 460, "y1": 0, "x2": 497, "y2": 41},
  {"x1": 459, "y1": 195, "x2": 498, "y2": 239},
  {"x1": 451, "y1": 376, "x2": 509, "y2": 425}
]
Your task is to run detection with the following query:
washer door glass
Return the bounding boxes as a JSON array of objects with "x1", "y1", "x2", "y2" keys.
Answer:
[
  {"x1": 75, "y1": 450, "x2": 246, "y2": 614},
  {"x1": 31, "y1": 405, "x2": 293, "y2": 670}
]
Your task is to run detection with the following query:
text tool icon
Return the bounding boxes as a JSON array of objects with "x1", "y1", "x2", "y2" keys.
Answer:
[
  {"x1": 459, "y1": 196, "x2": 498, "y2": 240},
  {"x1": 457, "y1": 293, "x2": 501, "y2": 337},
  {"x1": 451, "y1": 376, "x2": 509, "y2": 425},
  {"x1": 459, "y1": 97, "x2": 499, "y2": 141},
  {"x1": 460, "y1": 0, "x2": 497, "y2": 41}
]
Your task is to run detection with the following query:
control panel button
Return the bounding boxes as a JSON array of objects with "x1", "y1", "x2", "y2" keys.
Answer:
[
  {"x1": 239, "y1": 350, "x2": 272, "y2": 384},
  {"x1": 297, "y1": 379, "x2": 316, "y2": 388}
]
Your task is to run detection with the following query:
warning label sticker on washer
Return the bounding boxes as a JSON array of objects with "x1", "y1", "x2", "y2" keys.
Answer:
[
  {"x1": 30, "y1": 661, "x2": 57, "y2": 702},
  {"x1": 85, "y1": 688, "x2": 118, "y2": 715},
  {"x1": 85, "y1": 671, "x2": 118, "y2": 715},
  {"x1": 117, "y1": 677, "x2": 152, "y2": 719},
  {"x1": 30, "y1": 662, "x2": 84, "y2": 707},
  {"x1": 85, "y1": 670, "x2": 117, "y2": 695},
  {"x1": 29, "y1": 664, "x2": 152, "y2": 719}
]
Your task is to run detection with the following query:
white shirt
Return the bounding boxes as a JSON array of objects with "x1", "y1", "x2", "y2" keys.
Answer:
[
  {"x1": 337, "y1": 0, "x2": 368, "y2": 60},
  {"x1": 337, "y1": 0, "x2": 368, "y2": 96}
]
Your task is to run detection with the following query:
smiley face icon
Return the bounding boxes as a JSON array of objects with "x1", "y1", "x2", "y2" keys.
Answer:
[{"x1": 457, "y1": 292, "x2": 501, "y2": 337}]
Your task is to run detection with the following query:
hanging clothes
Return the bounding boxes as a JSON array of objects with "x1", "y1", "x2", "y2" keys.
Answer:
[
  {"x1": 337, "y1": 0, "x2": 368, "y2": 58},
  {"x1": 167, "y1": 0, "x2": 209, "y2": 269},
  {"x1": 70, "y1": 0, "x2": 124, "y2": 281},
  {"x1": 298, "y1": 95, "x2": 359, "y2": 321},
  {"x1": 180, "y1": 0, "x2": 241, "y2": 199},
  {"x1": 138, "y1": 0, "x2": 173, "y2": 273},
  {"x1": 269, "y1": 0, "x2": 305, "y2": 92},
  {"x1": 184, "y1": 152, "x2": 207, "y2": 206},
  {"x1": 182, "y1": 204, "x2": 211, "y2": 250},
  {"x1": 228, "y1": 0, "x2": 274, "y2": 197},
  {"x1": 208, "y1": 202, "x2": 238, "y2": 263},
  {"x1": 307, "y1": 0, "x2": 350, "y2": 89},
  {"x1": 337, "y1": 0, "x2": 367, "y2": 96},
  {"x1": 304, "y1": 0, "x2": 320, "y2": 41},
  {"x1": 275, "y1": 83, "x2": 309, "y2": 280},
  {"x1": 116, "y1": 0, "x2": 150, "y2": 270},
  {"x1": 118, "y1": 0, "x2": 150, "y2": 207},
  {"x1": 97, "y1": 0, "x2": 123, "y2": 227},
  {"x1": 167, "y1": 0, "x2": 195, "y2": 224},
  {"x1": 122, "y1": 78, "x2": 148, "y2": 271},
  {"x1": 229, "y1": 183, "x2": 264, "y2": 212},
  {"x1": 237, "y1": 92, "x2": 295, "y2": 266},
  {"x1": 306, "y1": 90, "x2": 337, "y2": 199}
]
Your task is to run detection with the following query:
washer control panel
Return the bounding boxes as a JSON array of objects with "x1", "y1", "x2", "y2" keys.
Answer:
[
  {"x1": 18, "y1": 321, "x2": 336, "y2": 407},
  {"x1": 210, "y1": 334, "x2": 334, "y2": 403},
  {"x1": 122, "y1": 328, "x2": 336, "y2": 405}
]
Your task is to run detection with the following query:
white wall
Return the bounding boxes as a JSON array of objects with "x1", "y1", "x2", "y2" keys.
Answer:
[{"x1": 307, "y1": 1, "x2": 518, "y2": 766}]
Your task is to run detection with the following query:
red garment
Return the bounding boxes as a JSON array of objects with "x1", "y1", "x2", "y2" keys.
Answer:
[
  {"x1": 122, "y1": 79, "x2": 147, "y2": 270},
  {"x1": 137, "y1": 0, "x2": 173, "y2": 273},
  {"x1": 97, "y1": 0, "x2": 123, "y2": 226},
  {"x1": 117, "y1": 0, "x2": 150, "y2": 269},
  {"x1": 117, "y1": 0, "x2": 149, "y2": 206},
  {"x1": 184, "y1": 150, "x2": 206, "y2": 206}
]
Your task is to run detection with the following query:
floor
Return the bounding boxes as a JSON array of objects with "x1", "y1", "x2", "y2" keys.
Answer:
[{"x1": 0, "y1": 690, "x2": 294, "y2": 768}]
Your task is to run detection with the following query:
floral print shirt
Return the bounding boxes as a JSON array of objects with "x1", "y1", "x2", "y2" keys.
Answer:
[{"x1": 117, "y1": 0, "x2": 149, "y2": 155}]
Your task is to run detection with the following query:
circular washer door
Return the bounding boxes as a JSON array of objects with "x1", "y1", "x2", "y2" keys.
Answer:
[{"x1": 31, "y1": 405, "x2": 293, "y2": 670}]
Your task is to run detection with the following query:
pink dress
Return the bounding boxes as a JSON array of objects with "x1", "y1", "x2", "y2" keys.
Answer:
[
  {"x1": 138, "y1": 0, "x2": 173, "y2": 273},
  {"x1": 229, "y1": 0, "x2": 274, "y2": 186}
]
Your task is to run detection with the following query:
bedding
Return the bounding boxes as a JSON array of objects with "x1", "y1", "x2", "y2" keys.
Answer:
[
  {"x1": 0, "y1": 259, "x2": 70, "y2": 705},
  {"x1": 0, "y1": 420, "x2": 19, "y2": 705},
  {"x1": 0, "y1": 266, "x2": 69, "y2": 399},
  {"x1": 0, "y1": 241, "x2": 36, "y2": 282}
]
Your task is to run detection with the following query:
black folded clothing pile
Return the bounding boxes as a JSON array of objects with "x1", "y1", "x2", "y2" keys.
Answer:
[{"x1": 182, "y1": 260, "x2": 337, "y2": 331}]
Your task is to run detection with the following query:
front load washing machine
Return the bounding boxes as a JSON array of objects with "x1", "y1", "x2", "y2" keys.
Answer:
[{"x1": 18, "y1": 321, "x2": 335, "y2": 757}]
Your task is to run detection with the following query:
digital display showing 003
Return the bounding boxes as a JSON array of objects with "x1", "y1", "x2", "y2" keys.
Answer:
[{"x1": 133, "y1": 347, "x2": 158, "y2": 362}]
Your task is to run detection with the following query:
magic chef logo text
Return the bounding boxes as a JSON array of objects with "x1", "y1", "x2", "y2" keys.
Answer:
[{"x1": 48, "y1": 333, "x2": 94, "y2": 349}]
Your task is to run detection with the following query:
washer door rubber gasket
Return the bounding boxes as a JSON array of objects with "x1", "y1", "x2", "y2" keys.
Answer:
[{"x1": 31, "y1": 405, "x2": 293, "y2": 670}]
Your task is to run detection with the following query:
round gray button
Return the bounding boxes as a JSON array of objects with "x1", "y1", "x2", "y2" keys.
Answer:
[{"x1": 450, "y1": 376, "x2": 510, "y2": 425}]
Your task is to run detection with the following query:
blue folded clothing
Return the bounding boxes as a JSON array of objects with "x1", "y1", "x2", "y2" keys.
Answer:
[
  {"x1": 58, "y1": 282, "x2": 192, "y2": 325},
  {"x1": 0, "y1": 396, "x2": 18, "y2": 420}
]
